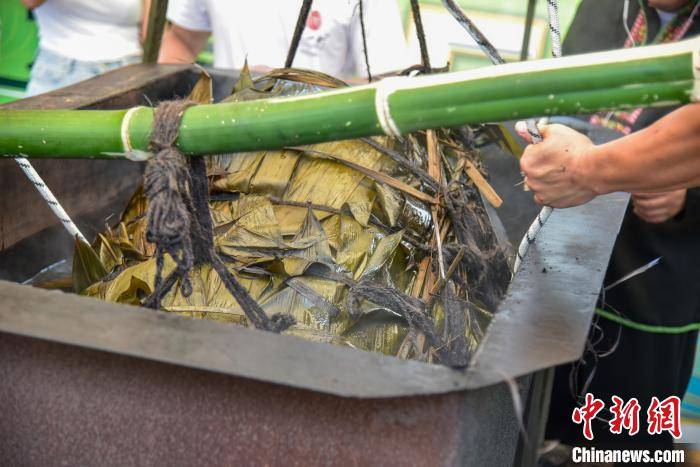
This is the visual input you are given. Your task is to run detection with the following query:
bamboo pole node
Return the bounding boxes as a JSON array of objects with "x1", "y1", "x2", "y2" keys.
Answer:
[
  {"x1": 692, "y1": 47, "x2": 700, "y2": 101},
  {"x1": 374, "y1": 77, "x2": 403, "y2": 137},
  {"x1": 121, "y1": 106, "x2": 146, "y2": 153}
]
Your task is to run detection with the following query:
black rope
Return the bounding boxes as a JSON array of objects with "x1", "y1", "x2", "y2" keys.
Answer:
[
  {"x1": 358, "y1": 0, "x2": 373, "y2": 82},
  {"x1": 409, "y1": 0, "x2": 432, "y2": 70},
  {"x1": 348, "y1": 280, "x2": 448, "y2": 362},
  {"x1": 143, "y1": 100, "x2": 196, "y2": 306},
  {"x1": 285, "y1": 0, "x2": 314, "y2": 68},
  {"x1": 442, "y1": 0, "x2": 505, "y2": 65},
  {"x1": 142, "y1": 100, "x2": 295, "y2": 333}
]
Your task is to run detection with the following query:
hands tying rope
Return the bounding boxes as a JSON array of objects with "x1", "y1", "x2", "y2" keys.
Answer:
[
  {"x1": 516, "y1": 122, "x2": 598, "y2": 208},
  {"x1": 518, "y1": 104, "x2": 700, "y2": 207},
  {"x1": 439, "y1": 0, "x2": 563, "y2": 272}
]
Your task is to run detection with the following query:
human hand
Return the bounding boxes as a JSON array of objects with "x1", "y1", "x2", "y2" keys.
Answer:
[
  {"x1": 517, "y1": 122, "x2": 599, "y2": 208},
  {"x1": 631, "y1": 190, "x2": 686, "y2": 224}
]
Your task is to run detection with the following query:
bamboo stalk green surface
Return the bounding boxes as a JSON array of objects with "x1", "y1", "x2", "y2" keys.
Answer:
[{"x1": 1, "y1": 39, "x2": 699, "y2": 160}]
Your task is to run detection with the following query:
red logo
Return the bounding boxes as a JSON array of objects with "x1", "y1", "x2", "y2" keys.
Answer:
[
  {"x1": 609, "y1": 396, "x2": 641, "y2": 436},
  {"x1": 571, "y1": 393, "x2": 684, "y2": 440},
  {"x1": 307, "y1": 11, "x2": 322, "y2": 31},
  {"x1": 647, "y1": 396, "x2": 682, "y2": 439},
  {"x1": 572, "y1": 393, "x2": 605, "y2": 441}
]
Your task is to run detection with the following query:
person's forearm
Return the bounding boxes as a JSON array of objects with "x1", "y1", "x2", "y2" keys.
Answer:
[
  {"x1": 141, "y1": 0, "x2": 151, "y2": 43},
  {"x1": 158, "y1": 25, "x2": 208, "y2": 64},
  {"x1": 581, "y1": 103, "x2": 700, "y2": 194},
  {"x1": 21, "y1": 0, "x2": 47, "y2": 9}
]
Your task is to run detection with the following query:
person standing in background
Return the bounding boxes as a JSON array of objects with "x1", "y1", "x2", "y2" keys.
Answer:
[
  {"x1": 21, "y1": 0, "x2": 149, "y2": 96},
  {"x1": 159, "y1": 0, "x2": 410, "y2": 81}
]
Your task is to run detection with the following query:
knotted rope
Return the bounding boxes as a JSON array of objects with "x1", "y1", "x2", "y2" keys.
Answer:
[
  {"x1": 143, "y1": 101, "x2": 195, "y2": 304},
  {"x1": 143, "y1": 100, "x2": 295, "y2": 333}
]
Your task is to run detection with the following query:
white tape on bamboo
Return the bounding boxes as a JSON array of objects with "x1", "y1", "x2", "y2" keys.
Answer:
[
  {"x1": 120, "y1": 106, "x2": 143, "y2": 153},
  {"x1": 693, "y1": 45, "x2": 700, "y2": 101},
  {"x1": 14, "y1": 157, "x2": 87, "y2": 243},
  {"x1": 513, "y1": 0, "x2": 562, "y2": 273},
  {"x1": 374, "y1": 77, "x2": 403, "y2": 137},
  {"x1": 117, "y1": 105, "x2": 156, "y2": 161}
]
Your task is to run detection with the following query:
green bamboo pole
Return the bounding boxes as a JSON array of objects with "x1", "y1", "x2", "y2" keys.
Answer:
[{"x1": 1, "y1": 39, "x2": 699, "y2": 160}]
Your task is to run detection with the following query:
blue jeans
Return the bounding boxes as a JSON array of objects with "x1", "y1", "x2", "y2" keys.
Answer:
[{"x1": 26, "y1": 48, "x2": 140, "y2": 97}]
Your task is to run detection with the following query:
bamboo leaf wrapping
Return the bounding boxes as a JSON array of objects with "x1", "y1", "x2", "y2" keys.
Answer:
[{"x1": 75, "y1": 70, "x2": 511, "y2": 362}]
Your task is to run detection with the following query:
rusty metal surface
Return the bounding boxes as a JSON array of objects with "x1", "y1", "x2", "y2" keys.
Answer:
[
  {"x1": 0, "y1": 182, "x2": 625, "y2": 396},
  {"x1": 0, "y1": 280, "x2": 474, "y2": 398},
  {"x1": 0, "y1": 332, "x2": 522, "y2": 467}
]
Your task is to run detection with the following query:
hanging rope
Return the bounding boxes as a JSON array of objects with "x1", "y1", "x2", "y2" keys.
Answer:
[
  {"x1": 142, "y1": 100, "x2": 295, "y2": 333},
  {"x1": 441, "y1": 0, "x2": 505, "y2": 65},
  {"x1": 437, "y1": 0, "x2": 558, "y2": 272},
  {"x1": 358, "y1": 0, "x2": 373, "y2": 82},
  {"x1": 14, "y1": 157, "x2": 87, "y2": 244},
  {"x1": 348, "y1": 281, "x2": 447, "y2": 361},
  {"x1": 286, "y1": 0, "x2": 372, "y2": 81},
  {"x1": 285, "y1": 0, "x2": 313, "y2": 68},
  {"x1": 410, "y1": 0, "x2": 432, "y2": 71},
  {"x1": 142, "y1": 101, "x2": 196, "y2": 305},
  {"x1": 546, "y1": 0, "x2": 562, "y2": 57}
]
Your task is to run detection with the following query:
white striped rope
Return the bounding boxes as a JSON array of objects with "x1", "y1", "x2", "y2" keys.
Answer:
[
  {"x1": 546, "y1": 0, "x2": 563, "y2": 58},
  {"x1": 513, "y1": 0, "x2": 561, "y2": 273},
  {"x1": 14, "y1": 157, "x2": 87, "y2": 244}
]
